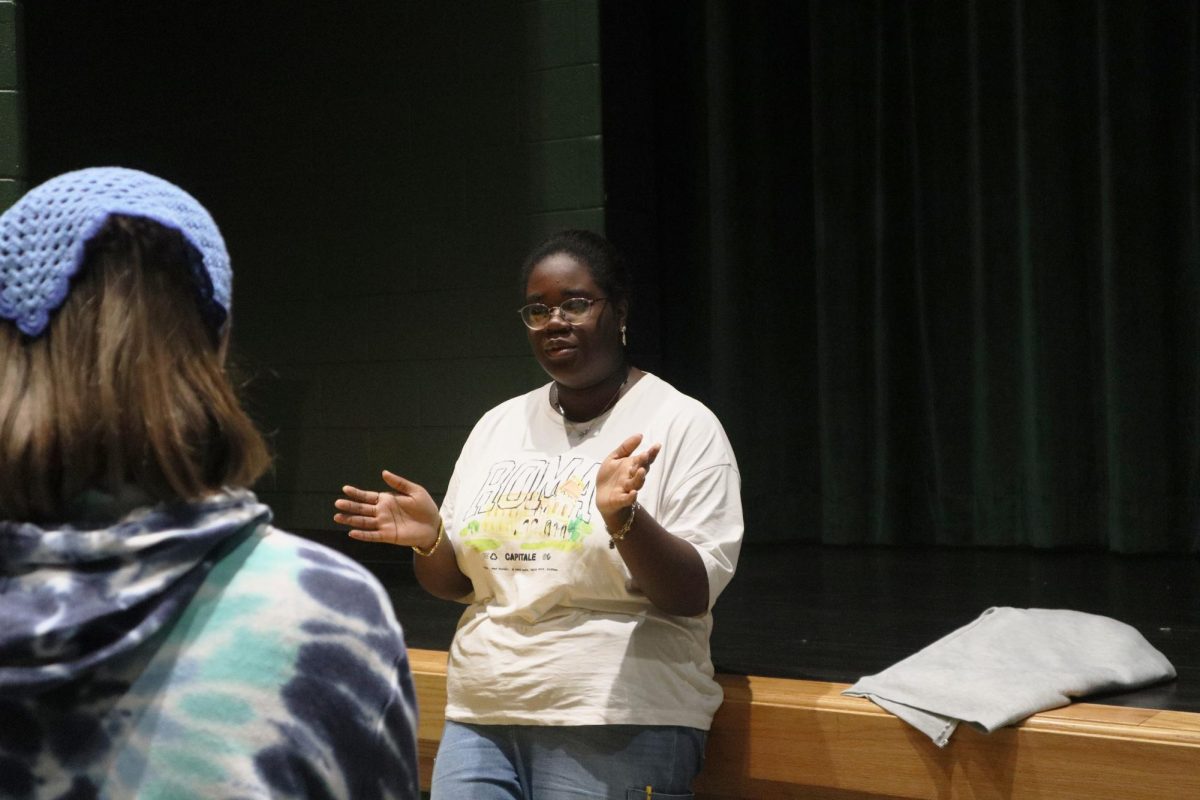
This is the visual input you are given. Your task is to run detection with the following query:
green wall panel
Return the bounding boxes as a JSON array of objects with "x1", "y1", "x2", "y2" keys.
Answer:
[
  {"x1": 0, "y1": 2, "x2": 17, "y2": 90},
  {"x1": 523, "y1": 64, "x2": 601, "y2": 141},
  {"x1": 19, "y1": 1, "x2": 605, "y2": 533},
  {"x1": 0, "y1": 177, "x2": 19, "y2": 210},
  {"x1": 0, "y1": 90, "x2": 21, "y2": 174},
  {"x1": 527, "y1": 135, "x2": 603, "y2": 212},
  {"x1": 524, "y1": 0, "x2": 599, "y2": 70}
]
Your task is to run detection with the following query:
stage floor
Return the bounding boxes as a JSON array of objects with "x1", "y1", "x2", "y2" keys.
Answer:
[{"x1": 333, "y1": 539, "x2": 1198, "y2": 713}]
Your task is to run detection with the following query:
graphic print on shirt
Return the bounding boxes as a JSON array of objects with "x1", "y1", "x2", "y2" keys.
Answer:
[{"x1": 458, "y1": 456, "x2": 601, "y2": 569}]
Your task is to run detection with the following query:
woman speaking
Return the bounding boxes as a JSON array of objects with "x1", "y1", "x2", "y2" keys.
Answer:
[{"x1": 336, "y1": 230, "x2": 743, "y2": 799}]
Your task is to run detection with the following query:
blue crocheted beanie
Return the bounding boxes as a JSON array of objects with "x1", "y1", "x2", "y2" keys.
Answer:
[{"x1": 0, "y1": 167, "x2": 231, "y2": 337}]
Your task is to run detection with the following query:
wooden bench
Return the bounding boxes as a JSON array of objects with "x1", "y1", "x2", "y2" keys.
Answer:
[{"x1": 410, "y1": 648, "x2": 1200, "y2": 799}]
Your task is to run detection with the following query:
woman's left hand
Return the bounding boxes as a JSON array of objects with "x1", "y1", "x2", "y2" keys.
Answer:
[{"x1": 596, "y1": 433, "x2": 662, "y2": 519}]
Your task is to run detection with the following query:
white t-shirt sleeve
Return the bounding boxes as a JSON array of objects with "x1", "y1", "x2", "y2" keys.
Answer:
[
  {"x1": 650, "y1": 395, "x2": 744, "y2": 611},
  {"x1": 659, "y1": 462, "x2": 742, "y2": 608}
]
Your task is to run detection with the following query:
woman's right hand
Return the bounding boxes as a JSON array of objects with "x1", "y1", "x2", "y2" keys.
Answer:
[{"x1": 334, "y1": 470, "x2": 441, "y2": 549}]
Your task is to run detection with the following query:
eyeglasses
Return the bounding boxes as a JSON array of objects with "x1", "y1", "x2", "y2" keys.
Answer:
[{"x1": 518, "y1": 297, "x2": 607, "y2": 330}]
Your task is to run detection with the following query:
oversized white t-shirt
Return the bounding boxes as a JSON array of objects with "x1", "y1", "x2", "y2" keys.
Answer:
[{"x1": 440, "y1": 372, "x2": 743, "y2": 730}]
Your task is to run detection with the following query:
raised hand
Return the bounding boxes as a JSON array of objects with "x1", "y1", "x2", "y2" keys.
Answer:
[
  {"x1": 595, "y1": 433, "x2": 662, "y2": 519},
  {"x1": 333, "y1": 470, "x2": 441, "y2": 549}
]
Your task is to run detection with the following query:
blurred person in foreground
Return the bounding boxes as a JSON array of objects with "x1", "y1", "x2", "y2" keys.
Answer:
[{"x1": 0, "y1": 167, "x2": 419, "y2": 799}]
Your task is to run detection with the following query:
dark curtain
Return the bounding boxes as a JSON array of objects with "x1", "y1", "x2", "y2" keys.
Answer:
[{"x1": 603, "y1": 1, "x2": 1200, "y2": 552}]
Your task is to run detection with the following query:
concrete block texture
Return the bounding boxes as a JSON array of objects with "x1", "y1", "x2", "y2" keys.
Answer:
[
  {"x1": 0, "y1": 176, "x2": 20, "y2": 211},
  {"x1": 0, "y1": 2, "x2": 17, "y2": 90},
  {"x1": 18, "y1": 1, "x2": 607, "y2": 532},
  {"x1": 0, "y1": 90, "x2": 21, "y2": 174},
  {"x1": 523, "y1": 0, "x2": 600, "y2": 71},
  {"x1": 522, "y1": 64, "x2": 602, "y2": 142},
  {"x1": 526, "y1": 135, "x2": 603, "y2": 212}
]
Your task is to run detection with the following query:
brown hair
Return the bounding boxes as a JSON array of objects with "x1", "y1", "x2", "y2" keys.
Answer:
[{"x1": 0, "y1": 215, "x2": 270, "y2": 521}]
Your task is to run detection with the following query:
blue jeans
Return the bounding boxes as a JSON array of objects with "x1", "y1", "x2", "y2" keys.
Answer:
[{"x1": 430, "y1": 721, "x2": 707, "y2": 800}]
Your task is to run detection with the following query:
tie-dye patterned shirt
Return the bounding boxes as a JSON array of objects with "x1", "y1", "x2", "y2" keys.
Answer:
[{"x1": 0, "y1": 489, "x2": 419, "y2": 799}]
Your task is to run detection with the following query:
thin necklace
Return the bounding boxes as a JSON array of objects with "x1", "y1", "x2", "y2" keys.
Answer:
[{"x1": 551, "y1": 367, "x2": 629, "y2": 435}]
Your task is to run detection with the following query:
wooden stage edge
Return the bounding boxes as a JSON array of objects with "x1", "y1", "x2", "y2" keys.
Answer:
[{"x1": 410, "y1": 648, "x2": 1200, "y2": 800}]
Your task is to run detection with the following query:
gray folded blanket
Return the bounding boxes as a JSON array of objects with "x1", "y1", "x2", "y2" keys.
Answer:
[{"x1": 843, "y1": 607, "x2": 1176, "y2": 746}]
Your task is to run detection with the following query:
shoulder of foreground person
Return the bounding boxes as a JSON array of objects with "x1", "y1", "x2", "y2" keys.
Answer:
[
  {"x1": 176, "y1": 524, "x2": 422, "y2": 798},
  {"x1": 243, "y1": 526, "x2": 411, "y2": 629}
]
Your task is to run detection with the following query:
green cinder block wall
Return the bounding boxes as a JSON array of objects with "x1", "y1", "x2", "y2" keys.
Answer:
[
  {"x1": 0, "y1": 0, "x2": 22, "y2": 211},
  {"x1": 241, "y1": 0, "x2": 607, "y2": 529},
  {"x1": 18, "y1": 0, "x2": 607, "y2": 533}
]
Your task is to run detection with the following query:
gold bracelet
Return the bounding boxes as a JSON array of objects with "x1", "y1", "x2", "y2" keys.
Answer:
[
  {"x1": 413, "y1": 520, "x2": 445, "y2": 557},
  {"x1": 607, "y1": 502, "x2": 638, "y2": 549}
]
